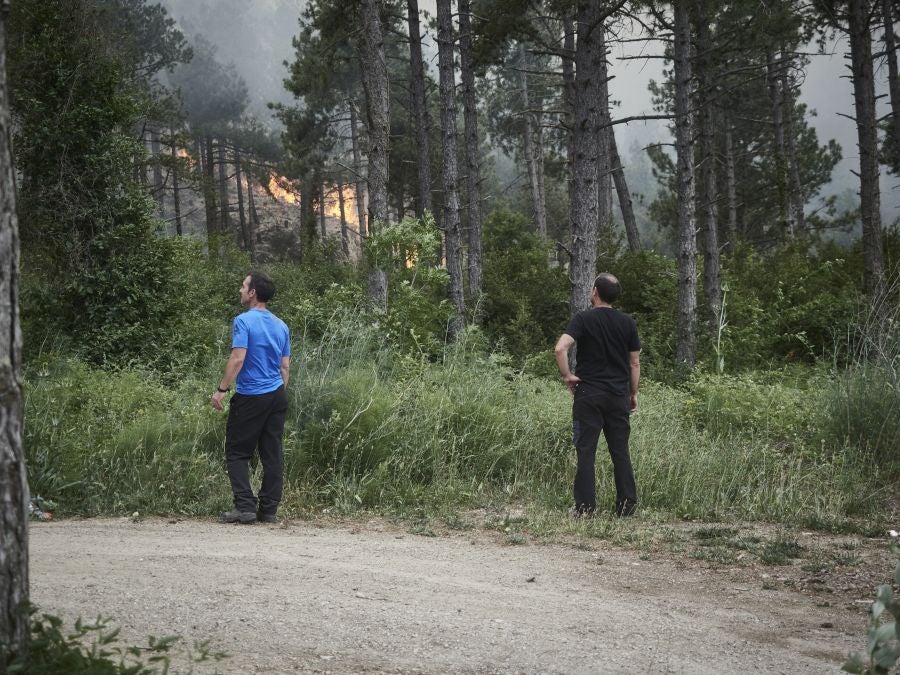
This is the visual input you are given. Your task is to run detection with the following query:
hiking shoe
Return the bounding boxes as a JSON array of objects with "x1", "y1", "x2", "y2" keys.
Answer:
[
  {"x1": 220, "y1": 509, "x2": 256, "y2": 524},
  {"x1": 256, "y1": 512, "x2": 278, "y2": 524}
]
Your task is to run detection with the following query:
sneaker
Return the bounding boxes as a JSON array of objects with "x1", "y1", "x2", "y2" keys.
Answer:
[
  {"x1": 220, "y1": 509, "x2": 256, "y2": 524},
  {"x1": 256, "y1": 512, "x2": 278, "y2": 524}
]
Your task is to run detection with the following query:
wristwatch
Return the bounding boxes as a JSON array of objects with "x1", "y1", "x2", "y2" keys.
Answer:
[{"x1": 216, "y1": 386, "x2": 229, "y2": 393}]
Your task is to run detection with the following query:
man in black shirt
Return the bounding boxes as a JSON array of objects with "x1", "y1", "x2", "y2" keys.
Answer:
[{"x1": 554, "y1": 273, "x2": 641, "y2": 517}]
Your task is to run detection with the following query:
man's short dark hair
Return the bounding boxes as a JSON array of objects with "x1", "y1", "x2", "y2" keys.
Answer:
[
  {"x1": 248, "y1": 271, "x2": 276, "y2": 302},
  {"x1": 593, "y1": 273, "x2": 621, "y2": 303}
]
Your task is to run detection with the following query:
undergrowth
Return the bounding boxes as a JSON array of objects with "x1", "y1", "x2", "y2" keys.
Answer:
[{"x1": 23, "y1": 307, "x2": 893, "y2": 530}]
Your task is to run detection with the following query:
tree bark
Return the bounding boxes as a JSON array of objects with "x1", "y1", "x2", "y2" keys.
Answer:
[
  {"x1": 607, "y1": 127, "x2": 640, "y2": 251},
  {"x1": 150, "y1": 126, "x2": 164, "y2": 218},
  {"x1": 247, "y1": 175, "x2": 260, "y2": 250},
  {"x1": 766, "y1": 49, "x2": 790, "y2": 237},
  {"x1": 596, "y1": 27, "x2": 612, "y2": 240},
  {"x1": 406, "y1": 0, "x2": 433, "y2": 219},
  {"x1": 0, "y1": 0, "x2": 28, "y2": 661},
  {"x1": 234, "y1": 148, "x2": 250, "y2": 252},
  {"x1": 694, "y1": 12, "x2": 721, "y2": 324},
  {"x1": 562, "y1": 15, "x2": 575, "y2": 174},
  {"x1": 881, "y1": 0, "x2": 900, "y2": 167},
  {"x1": 319, "y1": 184, "x2": 327, "y2": 243},
  {"x1": 202, "y1": 134, "x2": 218, "y2": 237},
  {"x1": 673, "y1": 0, "x2": 697, "y2": 367},
  {"x1": 518, "y1": 44, "x2": 548, "y2": 238},
  {"x1": 568, "y1": 0, "x2": 604, "y2": 316},
  {"x1": 171, "y1": 129, "x2": 182, "y2": 236},
  {"x1": 437, "y1": 0, "x2": 466, "y2": 336},
  {"x1": 216, "y1": 138, "x2": 230, "y2": 234},
  {"x1": 349, "y1": 105, "x2": 368, "y2": 238},
  {"x1": 338, "y1": 176, "x2": 350, "y2": 258},
  {"x1": 780, "y1": 57, "x2": 805, "y2": 233},
  {"x1": 458, "y1": 0, "x2": 482, "y2": 299},
  {"x1": 848, "y1": 0, "x2": 884, "y2": 292},
  {"x1": 724, "y1": 115, "x2": 738, "y2": 249},
  {"x1": 361, "y1": 0, "x2": 389, "y2": 310}
]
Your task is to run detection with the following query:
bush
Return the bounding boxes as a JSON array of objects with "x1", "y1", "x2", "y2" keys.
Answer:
[
  {"x1": 24, "y1": 311, "x2": 890, "y2": 527},
  {"x1": 481, "y1": 208, "x2": 569, "y2": 362}
]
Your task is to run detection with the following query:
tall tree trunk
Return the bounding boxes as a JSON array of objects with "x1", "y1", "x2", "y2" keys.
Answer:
[
  {"x1": 202, "y1": 134, "x2": 217, "y2": 237},
  {"x1": 766, "y1": 49, "x2": 790, "y2": 237},
  {"x1": 247, "y1": 175, "x2": 260, "y2": 250},
  {"x1": 518, "y1": 44, "x2": 548, "y2": 238},
  {"x1": 724, "y1": 115, "x2": 738, "y2": 249},
  {"x1": 849, "y1": 0, "x2": 884, "y2": 292},
  {"x1": 319, "y1": 183, "x2": 327, "y2": 242},
  {"x1": 596, "y1": 26, "x2": 612, "y2": 240},
  {"x1": 170, "y1": 129, "x2": 182, "y2": 236},
  {"x1": 459, "y1": 0, "x2": 483, "y2": 299},
  {"x1": 234, "y1": 148, "x2": 250, "y2": 252},
  {"x1": 338, "y1": 176, "x2": 350, "y2": 258},
  {"x1": 607, "y1": 127, "x2": 640, "y2": 251},
  {"x1": 881, "y1": 0, "x2": 900, "y2": 167},
  {"x1": 561, "y1": 14, "x2": 576, "y2": 260},
  {"x1": 349, "y1": 105, "x2": 368, "y2": 238},
  {"x1": 780, "y1": 57, "x2": 805, "y2": 233},
  {"x1": 361, "y1": 0, "x2": 389, "y2": 310},
  {"x1": 437, "y1": 0, "x2": 466, "y2": 336},
  {"x1": 406, "y1": 0, "x2": 433, "y2": 218},
  {"x1": 0, "y1": 0, "x2": 28, "y2": 661},
  {"x1": 673, "y1": 0, "x2": 697, "y2": 367},
  {"x1": 568, "y1": 0, "x2": 604, "y2": 315},
  {"x1": 150, "y1": 126, "x2": 164, "y2": 218},
  {"x1": 694, "y1": 12, "x2": 721, "y2": 324},
  {"x1": 216, "y1": 138, "x2": 230, "y2": 234}
]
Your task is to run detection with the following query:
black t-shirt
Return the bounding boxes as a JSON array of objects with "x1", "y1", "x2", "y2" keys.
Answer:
[{"x1": 565, "y1": 307, "x2": 640, "y2": 395}]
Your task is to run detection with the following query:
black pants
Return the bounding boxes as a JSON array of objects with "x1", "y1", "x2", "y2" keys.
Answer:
[
  {"x1": 225, "y1": 386, "x2": 288, "y2": 515},
  {"x1": 572, "y1": 388, "x2": 637, "y2": 515}
]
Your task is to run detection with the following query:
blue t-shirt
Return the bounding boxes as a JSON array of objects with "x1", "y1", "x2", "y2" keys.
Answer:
[{"x1": 231, "y1": 308, "x2": 291, "y2": 395}]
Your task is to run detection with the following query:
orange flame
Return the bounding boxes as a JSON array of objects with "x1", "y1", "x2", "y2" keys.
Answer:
[
  {"x1": 268, "y1": 175, "x2": 298, "y2": 204},
  {"x1": 321, "y1": 184, "x2": 359, "y2": 228}
]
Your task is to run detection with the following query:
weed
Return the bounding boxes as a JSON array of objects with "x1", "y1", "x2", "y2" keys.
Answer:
[
  {"x1": 758, "y1": 533, "x2": 805, "y2": 565},
  {"x1": 505, "y1": 531, "x2": 527, "y2": 546}
]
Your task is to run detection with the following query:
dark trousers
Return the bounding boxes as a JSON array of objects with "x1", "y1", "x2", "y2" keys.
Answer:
[
  {"x1": 225, "y1": 386, "x2": 288, "y2": 515},
  {"x1": 572, "y1": 389, "x2": 637, "y2": 515}
]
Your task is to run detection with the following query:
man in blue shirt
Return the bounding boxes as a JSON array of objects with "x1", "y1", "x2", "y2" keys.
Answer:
[{"x1": 211, "y1": 272, "x2": 291, "y2": 524}]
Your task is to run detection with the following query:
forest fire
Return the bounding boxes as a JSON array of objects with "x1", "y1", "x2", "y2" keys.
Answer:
[
  {"x1": 267, "y1": 175, "x2": 297, "y2": 204},
  {"x1": 322, "y1": 184, "x2": 359, "y2": 228}
]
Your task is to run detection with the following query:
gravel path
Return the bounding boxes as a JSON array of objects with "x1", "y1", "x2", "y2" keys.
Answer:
[{"x1": 29, "y1": 518, "x2": 866, "y2": 673}]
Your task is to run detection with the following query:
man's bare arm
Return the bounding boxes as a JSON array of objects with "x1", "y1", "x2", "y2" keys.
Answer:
[
  {"x1": 629, "y1": 350, "x2": 641, "y2": 410},
  {"x1": 554, "y1": 334, "x2": 580, "y2": 395},
  {"x1": 280, "y1": 356, "x2": 290, "y2": 388},
  {"x1": 211, "y1": 348, "x2": 247, "y2": 411}
]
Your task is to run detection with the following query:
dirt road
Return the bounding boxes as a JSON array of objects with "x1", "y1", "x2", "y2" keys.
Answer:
[{"x1": 29, "y1": 518, "x2": 868, "y2": 673}]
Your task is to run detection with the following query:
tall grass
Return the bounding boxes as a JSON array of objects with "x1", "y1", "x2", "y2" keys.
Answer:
[
  {"x1": 22, "y1": 307, "x2": 892, "y2": 527},
  {"x1": 822, "y1": 273, "x2": 900, "y2": 475}
]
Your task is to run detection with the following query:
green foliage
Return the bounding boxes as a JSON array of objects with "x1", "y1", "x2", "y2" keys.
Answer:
[
  {"x1": 611, "y1": 250, "x2": 678, "y2": 380},
  {"x1": 719, "y1": 241, "x2": 862, "y2": 366},
  {"x1": 821, "y1": 277, "x2": 900, "y2": 474},
  {"x1": 364, "y1": 214, "x2": 455, "y2": 356},
  {"x1": 10, "y1": 0, "x2": 193, "y2": 369},
  {"x1": 480, "y1": 208, "x2": 569, "y2": 361},
  {"x1": 24, "y1": 311, "x2": 890, "y2": 528},
  {"x1": 5, "y1": 608, "x2": 226, "y2": 674},
  {"x1": 843, "y1": 540, "x2": 900, "y2": 675},
  {"x1": 685, "y1": 371, "x2": 821, "y2": 449}
]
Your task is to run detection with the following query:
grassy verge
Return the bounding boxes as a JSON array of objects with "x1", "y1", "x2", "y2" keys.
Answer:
[{"x1": 23, "y1": 312, "x2": 894, "y2": 533}]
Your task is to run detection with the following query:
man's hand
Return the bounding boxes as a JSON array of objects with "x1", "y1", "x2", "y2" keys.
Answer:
[
  {"x1": 629, "y1": 393, "x2": 638, "y2": 411},
  {"x1": 211, "y1": 390, "x2": 227, "y2": 411},
  {"x1": 564, "y1": 373, "x2": 581, "y2": 396}
]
